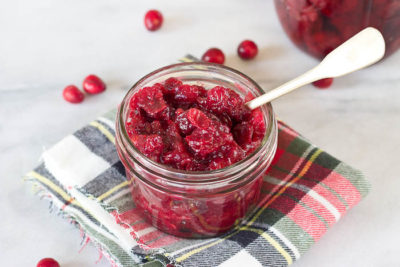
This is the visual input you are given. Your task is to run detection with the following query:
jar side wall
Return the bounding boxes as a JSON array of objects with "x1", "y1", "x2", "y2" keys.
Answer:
[
  {"x1": 115, "y1": 62, "x2": 278, "y2": 237},
  {"x1": 116, "y1": 109, "x2": 276, "y2": 238},
  {"x1": 127, "y1": 168, "x2": 264, "y2": 238}
]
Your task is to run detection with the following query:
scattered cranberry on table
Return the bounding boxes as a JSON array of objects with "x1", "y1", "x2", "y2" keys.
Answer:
[
  {"x1": 312, "y1": 77, "x2": 334, "y2": 89},
  {"x1": 36, "y1": 258, "x2": 60, "y2": 267},
  {"x1": 144, "y1": 10, "x2": 163, "y2": 31},
  {"x1": 82, "y1": 74, "x2": 106, "y2": 94},
  {"x1": 237, "y1": 40, "x2": 258, "y2": 60},
  {"x1": 201, "y1": 48, "x2": 225, "y2": 64},
  {"x1": 126, "y1": 77, "x2": 265, "y2": 171},
  {"x1": 62, "y1": 85, "x2": 85, "y2": 104}
]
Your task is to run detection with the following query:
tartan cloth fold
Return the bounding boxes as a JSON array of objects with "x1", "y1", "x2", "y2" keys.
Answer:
[{"x1": 25, "y1": 57, "x2": 370, "y2": 267}]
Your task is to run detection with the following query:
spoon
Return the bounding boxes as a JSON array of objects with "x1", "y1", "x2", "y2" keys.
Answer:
[{"x1": 246, "y1": 27, "x2": 386, "y2": 110}]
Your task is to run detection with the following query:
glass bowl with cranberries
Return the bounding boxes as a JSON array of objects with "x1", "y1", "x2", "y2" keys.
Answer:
[
  {"x1": 274, "y1": 0, "x2": 400, "y2": 59},
  {"x1": 115, "y1": 62, "x2": 277, "y2": 238}
]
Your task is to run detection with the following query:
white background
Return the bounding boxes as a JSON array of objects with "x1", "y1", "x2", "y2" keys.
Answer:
[{"x1": 1, "y1": 0, "x2": 399, "y2": 266}]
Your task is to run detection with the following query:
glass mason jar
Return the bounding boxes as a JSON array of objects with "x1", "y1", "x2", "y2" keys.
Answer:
[
  {"x1": 274, "y1": 0, "x2": 400, "y2": 59},
  {"x1": 115, "y1": 62, "x2": 278, "y2": 238}
]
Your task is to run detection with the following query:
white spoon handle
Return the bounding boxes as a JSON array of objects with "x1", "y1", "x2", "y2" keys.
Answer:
[{"x1": 246, "y1": 27, "x2": 386, "y2": 110}]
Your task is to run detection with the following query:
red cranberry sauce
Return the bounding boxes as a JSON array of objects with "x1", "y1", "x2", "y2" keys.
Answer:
[
  {"x1": 125, "y1": 77, "x2": 266, "y2": 171},
  {"x1": 131, "y1": 170, "x2": 263, "y2": 237},
  {"x1": 274, "y1": 0, "x2": 400, "y2": 58}
]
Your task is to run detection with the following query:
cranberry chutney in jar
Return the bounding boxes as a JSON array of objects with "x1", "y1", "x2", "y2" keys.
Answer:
[
  {"x1": 115, "y1": 62, "x2": 277, "y2": 238},
  {"x1": 274, "y1": 0, "x2": 400, "y2": 59}
]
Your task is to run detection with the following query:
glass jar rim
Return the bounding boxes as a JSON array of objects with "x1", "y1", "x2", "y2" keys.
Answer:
[{"x1": 117, "y1": 62, "x2": 276, "y2": 183}]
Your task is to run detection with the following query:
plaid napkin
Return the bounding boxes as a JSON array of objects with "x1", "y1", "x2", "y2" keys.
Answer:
[{"x1": 25, "y1": 56, "x2": 370, "y2": 267}]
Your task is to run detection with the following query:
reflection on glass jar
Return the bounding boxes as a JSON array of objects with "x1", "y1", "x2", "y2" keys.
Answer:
[
  {"x1": 115, "y1": 62, "x2": 278, "y2": 238},
  {"x1": 274, "y1": 0, "x2": 400, "y2": 59}
]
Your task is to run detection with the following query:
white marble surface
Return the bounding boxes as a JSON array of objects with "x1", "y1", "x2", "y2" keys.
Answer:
[{"x1": 1, "y1": 0, "x2": 399, "y2": 266}]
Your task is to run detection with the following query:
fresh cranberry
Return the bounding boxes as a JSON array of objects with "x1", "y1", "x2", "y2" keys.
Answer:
[
  {"x1": 237, "y1": 40, "x2": 258, "y2": 60},
  {"x1": 144, "y1": 10, "x2": 163, "y2": 31},
  {"x1": 312, "y1": 78, "x2": 334, "y2": 89},
  {"x1": 62, "y1": 85, "x2": 84, "y2": 104},
  {"x1": 82, "y1": 74, "x2": 106, "y2": 94},
  {"x1": 36, "y1": 258, "x2": 60, "y2": 267},
  {"x1": 201, "y1": 48, "x2": 225, "y2": 64}
]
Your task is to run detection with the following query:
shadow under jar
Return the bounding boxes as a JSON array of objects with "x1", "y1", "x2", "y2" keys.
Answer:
[
  {"x1": 115, "y1": 62, "x2": 278, "y2": 238},
  {"x1": 274, "y1": 0, "x2": 400, "y2": 59}
]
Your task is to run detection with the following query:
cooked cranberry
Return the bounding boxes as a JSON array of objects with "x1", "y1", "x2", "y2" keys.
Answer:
[
  {"x1": 175, "y1": 110, "x2": 195, "y2": 136},
  {"x1": 130, "y1": 86, "x2": 168, "y2": 118},
  {"x1": 82, "y1": 74, "x2": 106, "y2": 94},
  {"x1": 312, "y1": 78, "x2": 334, "y2": 89},
  {"x1": 308, "y1": 0, "x2": 342, "y2": 16},
  {"x1": 304, "y1": 30, "x2": 342, "y2": 56},
  {"x1": 186, "y1": 108, "x2": 213, "y2": 130},
  {"x1": 233, "y1": 121, "x2": 254, "y2": 146},
  {"x1": 249, "y1": 109, "x2": 266, "y2": 140},
  {"x1": 201, "y1": 48, "x2": 225, "y2": 64},
  {"x1": 185, "y1": 127, "x2": 233, "y2": 158},
  {"x1": 125, "y1": 77, "x2": 265, "y2": 171},
  {"x1": 162, "y1": 149, "x2": 193, "y2": 170},
  {"x1": 203, "y1": 86, "x2": 250, "y2": 121},
  {"x1": 173, "y1": 84, "x2": 207, "y2": 104},
  {"x1": 225, "y1": 142, "x2": 246, "y2": 164},
  {"x1": 164, "y1": 77, "x2": 182, "y2": 95},
  {"x1": 144, "y1": 10, "x2": 163, "y2": 31},
  {"x1": 62, "y1": 85, "x2": 84, "y2": 104},
  {"x1": 36, "y1": 258, "x2": 60, "y2": 267},
  {"x1": 208, "y1": 158, "x2": 230, "y2": 170},
  {"x1": 237, "y1": 40, "x2": 258, "y2": 60},
  {"x1": 130, "y1": 134, "x2": 164, "y2": 162}
]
